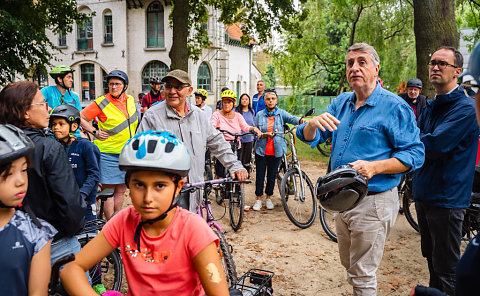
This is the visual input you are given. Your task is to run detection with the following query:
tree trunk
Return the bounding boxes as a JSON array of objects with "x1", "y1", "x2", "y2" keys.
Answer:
[
  {"x1": 413, "y1": 0, "x2": 458, "y2": 99},
  {"x1": 169, "y1": 0, "x2": 189, "y2": 71}
]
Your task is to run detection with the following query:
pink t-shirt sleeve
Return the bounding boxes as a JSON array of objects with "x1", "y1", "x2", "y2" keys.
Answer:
[
  {"x1": 236, "y1": 113, "x2": 251, "y2": 132},
  {"x1": 184, "y1": 213, "x2": 219, "y2": 259},
  {"x1": 102, "y1": 207, "x2": 131, "y2": 249},
  {"x1": 211, "y1": 111, "x2": 220, "y2": 128}
]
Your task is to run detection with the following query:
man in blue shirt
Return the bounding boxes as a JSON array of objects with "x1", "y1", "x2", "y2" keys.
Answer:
[
  {"x1": 252, "y1": 80, "x2": 266, "y2": 113},
  {"x1": 296, "y1": 43, "x2": 425, "y2": 295},
  {"x1": 41, "y1": 65, "x2": 83, "y2": 137},
  {"x1": 413, "y1": 46, "x2": 479, "y2": 296}
]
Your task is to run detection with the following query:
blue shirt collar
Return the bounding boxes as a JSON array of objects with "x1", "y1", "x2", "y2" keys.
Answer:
[{"x1": 347, "y1": 82, "x2": 382, "y2": 107}]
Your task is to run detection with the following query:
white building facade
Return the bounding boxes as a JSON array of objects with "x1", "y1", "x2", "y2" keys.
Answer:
[{"x1": 42, "y1": 0, "x2": 258, "y2": 106}]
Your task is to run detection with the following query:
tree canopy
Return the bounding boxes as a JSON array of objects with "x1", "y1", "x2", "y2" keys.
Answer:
[
  {"x1": 0, "y1": 0, "x2": 89, "y2": 86},
  {"x1": 169, "y1": 0, "x2": 298, "y2": 71}
]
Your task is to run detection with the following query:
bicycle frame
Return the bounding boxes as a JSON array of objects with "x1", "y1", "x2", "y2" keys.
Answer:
[{"x1": 276, "y1": 126, "x2": 307, "y2": 202}]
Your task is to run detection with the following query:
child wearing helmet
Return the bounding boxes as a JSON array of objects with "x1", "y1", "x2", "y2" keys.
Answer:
[
  {"x1": 0, "y1": 124, "x2": 57, "y2": 295},
  {"x1": 60, "y1": 131, "x2": 229, "y2": 295},
  {"x1": 50, "y1": 105, "x2": 100, "y2": 224},
  {"x1": 211, "y1": 90, "x2": 262, "y2": 179},
  {"x1": 194, "y1": 88, "x2": 213, "y2": 119}
]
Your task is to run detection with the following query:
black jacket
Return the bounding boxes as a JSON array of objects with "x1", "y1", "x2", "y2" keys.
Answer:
[
  {"x1": 23, "y1": 128, "x2": 86, "y2": 240},
  {"x1": 398, "y1": 92, "x2": 427, "y2": 120}
]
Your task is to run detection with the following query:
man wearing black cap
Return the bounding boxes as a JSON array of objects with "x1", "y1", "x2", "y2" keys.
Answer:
[
  {"x1": 398, "y1": 78, "x2": 427, "y2": 120},
  {"x1": 137, "y1": 69, "x2": 248, "y2": 212}
]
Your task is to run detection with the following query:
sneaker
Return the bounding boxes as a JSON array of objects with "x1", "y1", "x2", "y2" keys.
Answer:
[
  {"x1": 93, "y1": 284, "x2": 107, "y2": 295},
  {"x1": 266, "y1": 199, "x2": 274, "y2": 210},
  {"x1": 253, "y1": 200, "x2": 262, "y2": 211}
]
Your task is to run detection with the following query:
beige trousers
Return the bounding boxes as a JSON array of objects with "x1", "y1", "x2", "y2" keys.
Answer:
[{"x1": 334, "y1": 188, "x2": 399, "y2": 296}]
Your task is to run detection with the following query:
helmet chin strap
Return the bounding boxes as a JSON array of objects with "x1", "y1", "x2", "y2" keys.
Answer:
[
  {"x1": 57, "y1": 76, "x2": 72, "y2": 97},
  {"x1": 133, "y1": 178, "x2": 180, "y2": 252},
  {"x1": 0, "y1": 201, "x2": 42, "y2": 228}
]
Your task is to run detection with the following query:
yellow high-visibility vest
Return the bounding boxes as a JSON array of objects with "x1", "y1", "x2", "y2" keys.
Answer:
[{"x1": 93, "y1": 94, "x2": 139, "y2": 154}]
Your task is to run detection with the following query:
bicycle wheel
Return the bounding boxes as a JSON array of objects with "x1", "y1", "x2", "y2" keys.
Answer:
[
  {"x1": 316, "y1": 138, "x2": 332, "y2": 157},
  {"x1": 319, "y1": 207, "x2": 337, "y2": 242},
  {"x1": 229, "y1": 183, "x2": 245, "y2": 231},
  {"x1": 78, "y1": 237, "x2": 123, "y2": 291},
  {"x1": 276, "y1": 156, "x2": 288, "y2": 195},
  {"x1": 211, "y1": 228, "x2": 238, "y2": 286},
  {"x1": 280, "y1": 168, "x2": 317, "y2": 228},
  {"x1": 462, "y1": 207, "x2": 480, "y2": 241},
  {"x1": 402, "y1": 184, "x2": 420, "y2": 232}
]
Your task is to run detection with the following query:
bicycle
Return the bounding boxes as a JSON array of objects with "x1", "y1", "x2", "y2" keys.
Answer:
[
  {"x1": 398, "y1": 172, "x2": 419, "y2": 232},
  {"x1": 48, "y1": 189, "x2": 124, "y2": 295},
  {"x1": 215, "y1": 129, "x2": 256, "y2": 231},
  {"x1": 181, "y1": 177, "x2": 246, "y2": 286},
  {"x1": 77, "y1": 188, "x2": 123, "y2": 291},
  {"x1": 231, "y1": 269, "x2": 274, "y2": 296},
  {"x1": 274, "y1": 108, "x2": 317, "y2": 229},
  {"x1": 316, "y1": 158, "x2": 337, "y2": 242},
  {"x1": 316, "y1": 137, "x2": 332, "y2": 157}
]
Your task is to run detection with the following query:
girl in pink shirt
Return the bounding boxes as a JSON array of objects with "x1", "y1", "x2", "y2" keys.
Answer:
[{"x1": 60, "y1": 131, "x2": 229, "y2": 296}]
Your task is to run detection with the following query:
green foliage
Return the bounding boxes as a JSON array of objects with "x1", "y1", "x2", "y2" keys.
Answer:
[
  {"x1": 273, "y1": 0, "x2": 417, "y2": 97},
  {"x1": 263, "y1": 64, "x2": 276, "y2": 89},
  {"x1": 174, "y1": 0, "x2": 297, "y2": 62},
  {"x1": 0, "y1": 0, "x2": 89, "y2": 85},
  {"x1": 456, "y1": 0, "x2": 480, "y2": 50}
]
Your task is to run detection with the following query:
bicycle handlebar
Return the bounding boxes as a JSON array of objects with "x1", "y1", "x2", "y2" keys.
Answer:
[
  {"x1": 181, "y1": 177, "x2": 252, "y2": 193},
  {"x1": 217, "y1": 129, "x2": 257, "y2": 138}
]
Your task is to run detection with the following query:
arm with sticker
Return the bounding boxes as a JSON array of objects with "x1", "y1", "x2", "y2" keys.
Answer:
[{"x1": 193, "y1": 242, "x2": 229, "y2": 295}]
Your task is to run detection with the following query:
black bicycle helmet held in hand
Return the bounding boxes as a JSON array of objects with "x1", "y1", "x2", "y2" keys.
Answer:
[{"x1": 315, "y1": 165, "x2": 368, "y2": 213}]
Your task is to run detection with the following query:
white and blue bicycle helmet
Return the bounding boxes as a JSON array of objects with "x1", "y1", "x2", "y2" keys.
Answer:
[
  {"x1": 119, "y1": 131, "x2": 191, "y2": 251},
  {"x1": 119, "y1": 130, "x2": 190, "y2": 177}
]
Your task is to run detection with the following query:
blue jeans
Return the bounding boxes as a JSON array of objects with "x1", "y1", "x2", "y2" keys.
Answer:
[
  {"x1": 255, "y1": 154, "x2": 282, "y2": 197},
  {"x1": 50, "y1": 236, "x2": 82, "y2": 265}
]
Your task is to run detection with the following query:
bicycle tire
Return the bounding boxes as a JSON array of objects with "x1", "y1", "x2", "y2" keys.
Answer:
[
  {"x1": 319, "y1": 207, "x2": 337, "y2": 242},
  {"x1": 229, "y1": 183, "x2": 245, "y2": 231},
  {"x1": 211, "y1": 228, "x2": 238, "y2": 286},
  {"x1": 78, "y1": 237, "x2": 123, "y2": 291},
  {"x1": 316, "y1": 138, "x2": 332, "y2": 157},
  {"x1": 280, "y1": 168, "x2": 317, "y2": 229},
  {"x1": 276, "y1": 157, "x2": 288, "y2": 195},
  {"x1": 402, "y1": 185, "x2": 420, "y2": 233},
  {"x1": 462, "y1": 207, "x2": 480, "y2": 241}
]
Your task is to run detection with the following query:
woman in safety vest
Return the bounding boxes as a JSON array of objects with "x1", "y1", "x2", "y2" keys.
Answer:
[{"x1": 81, "y1": 70, "x2": 140, "y2": 220}]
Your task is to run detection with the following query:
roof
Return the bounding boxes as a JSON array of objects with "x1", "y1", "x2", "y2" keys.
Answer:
[{"x1": 225, "y1": 24, "x2": 258, "y2": 45}]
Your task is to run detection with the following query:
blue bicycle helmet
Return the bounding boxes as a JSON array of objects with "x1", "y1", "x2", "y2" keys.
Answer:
[{"x1": 107, "y1": 70, "x2": 129, "y2": 85}]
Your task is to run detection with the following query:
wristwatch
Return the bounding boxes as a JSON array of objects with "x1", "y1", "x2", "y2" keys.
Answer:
[{"x1": 92, "y1": 129, "x2": 97, "y2": 135}]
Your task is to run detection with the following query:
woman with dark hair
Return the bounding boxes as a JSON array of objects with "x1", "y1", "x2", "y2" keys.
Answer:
[
  {"x1": 236, "y1": 93, "x2": 255, "y2": 173},
  {"x1": 0, "y1": 81, "x2": 86, "y2": 265}
]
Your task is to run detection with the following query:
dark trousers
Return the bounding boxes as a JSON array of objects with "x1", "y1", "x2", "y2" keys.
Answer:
[
  {"x1": 415, "y1": 202, "x2": 466, "y2": 296},
  {"x1": 255, "y1": 153, "x2": 282, "y2": 197},
  {"x1": 239, "y1": 141, "x2": 254, "y2": 170},
  {"x1": 214, "y1": 142, "x2": 240, "y2": 178}
]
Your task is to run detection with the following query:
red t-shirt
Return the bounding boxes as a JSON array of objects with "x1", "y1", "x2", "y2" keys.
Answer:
[
  {"x1": 265, "y1": 116, "x2": 275, "y2": 156},
  {"x1": 102, "y1": 206, "x2": 219, "y2": 296}
]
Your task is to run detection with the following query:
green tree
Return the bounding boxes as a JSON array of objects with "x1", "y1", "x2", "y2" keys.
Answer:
[
  {"x1": 263, "y1": 64, "x2": 277, "y2": 89},
  {"x1": 273, "y1": 0, "x2": 417, "y2": 96},
  {"x1": 169, "y1": 0, "x2": 297, "y2": 71},
  {"x1": 0, "y1": 0, "x2": 89, "y2": 86}
]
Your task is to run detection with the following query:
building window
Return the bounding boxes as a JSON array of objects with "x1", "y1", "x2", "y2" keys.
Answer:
[
  {"x1": 77, "y1": 17, "x2": 93, "y2": 51},
  {"x1": 146, "y1": 1, "x2": 165, "y2": 47},
  {"x1": 81, "y1": 63, "x2": 95, "y2": 100},
  {"x1": 58, "y1": 30, "x2": 67, "y2": 47},
  {"x1": 197, "y1": 62, "x2": 211, "y2": 91},
  {"x1": 142, "y1": 61, "x2": 169, "y2": 93},
  {"x1": 103, "y1": 12, "x2": 113, "y2": 44},
  {"x1": 102, "y1": 69, "x2": 109, "y2": 95}
]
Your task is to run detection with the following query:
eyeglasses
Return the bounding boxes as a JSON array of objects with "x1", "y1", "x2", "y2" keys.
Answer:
[
  {"x1": 30, "y1": 101, "x2": 49, "y2": 110},
  {"x1": 164, "y1": 84, "x2": 190, "y2": 91},
  {"x1": 428, "y1": 60, "x2": 458, "y2": 70},
  {"x1": 108, "y1": 83, "x2": 124, "y2": 88}
]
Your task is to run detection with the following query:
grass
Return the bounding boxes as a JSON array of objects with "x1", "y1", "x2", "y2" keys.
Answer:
[{"x1": 284, "y1": 119, "x2": 330, "y2": 165}]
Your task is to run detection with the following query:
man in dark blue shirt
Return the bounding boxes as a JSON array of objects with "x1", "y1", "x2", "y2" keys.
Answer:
[
  {"x1": 413, "y1": 46, "x2": 479, "y2": 296},
  {"x1": 252, "y1": 80, "x2": 266, "y2": 113},
  {"x1": 297, "y1": 43, "x2": 424, "y2": 295}
]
